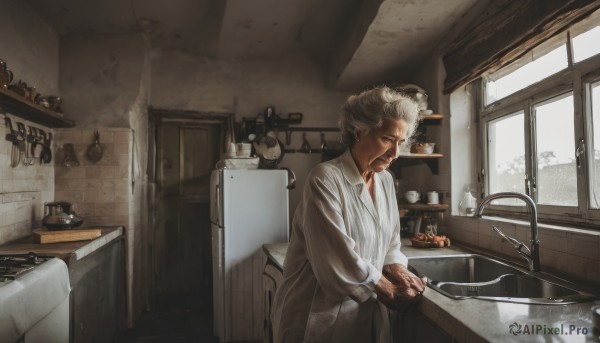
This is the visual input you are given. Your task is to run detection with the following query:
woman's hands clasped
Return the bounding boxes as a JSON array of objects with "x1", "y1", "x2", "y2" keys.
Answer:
[{"x1": 374, "y1": 264, "x2": 427, "y2": 312}]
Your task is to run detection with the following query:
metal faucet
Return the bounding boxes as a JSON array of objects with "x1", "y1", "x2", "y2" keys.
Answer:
[{"x1": 475, "y1": 192, "x2": 540, "y2": 272}]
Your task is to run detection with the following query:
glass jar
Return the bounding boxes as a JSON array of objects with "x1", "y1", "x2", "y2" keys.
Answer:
[{"x1": 459, "y1": 189, "x2": 477, "y2": 216}]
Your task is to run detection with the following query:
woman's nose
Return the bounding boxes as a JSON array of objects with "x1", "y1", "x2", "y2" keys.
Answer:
[{"x1": 389, "y1": 143, "x2": 401, "y2": 158}]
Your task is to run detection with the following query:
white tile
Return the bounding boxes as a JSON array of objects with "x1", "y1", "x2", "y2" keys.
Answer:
[{"x1": 566, "y1": 232, "x2": 600, "y2": 260}]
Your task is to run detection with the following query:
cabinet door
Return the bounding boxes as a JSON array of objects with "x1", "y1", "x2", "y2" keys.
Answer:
[{"x1": 395, "y1": 311, "x2": 454, "y2": 343}]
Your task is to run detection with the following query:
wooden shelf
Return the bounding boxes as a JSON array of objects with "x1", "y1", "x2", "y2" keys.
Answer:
[
  {"x1": 397, "y1": 153, "x2": 443, "y2": 158},
  {"x1": 0, "y1": 87, "x2": 74, "y2": 128},
  {"x1": 392, "y1": 153, "x2": 443, "y2": 176},
  {"x1": 419, "y1": 114, "x2": 443, "y2": 120},
  {"x1": 392, "y1": 114, "x2": 445, "y2": 178},
  {"x1": 398, "y1": 203, "x2": 449, "y2": 211}
]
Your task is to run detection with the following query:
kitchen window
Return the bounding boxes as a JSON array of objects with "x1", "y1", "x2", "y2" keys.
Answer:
[{"x1": 478, "y1": 9, "x2": 600, "y2": 226}]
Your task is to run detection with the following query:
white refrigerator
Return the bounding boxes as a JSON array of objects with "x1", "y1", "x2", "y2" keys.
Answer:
[{"x1": 210, "y1": 168, "x2": 291, "y2": 342}]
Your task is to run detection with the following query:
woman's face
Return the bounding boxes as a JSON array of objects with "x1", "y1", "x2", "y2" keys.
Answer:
[{"x1": 352, "y1": 118, "x2": 408, "y2": 174}]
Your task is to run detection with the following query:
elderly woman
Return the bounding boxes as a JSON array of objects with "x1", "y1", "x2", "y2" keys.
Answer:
[{"x1": 271, "y1": 86, "x2": 427, "y2": 343}]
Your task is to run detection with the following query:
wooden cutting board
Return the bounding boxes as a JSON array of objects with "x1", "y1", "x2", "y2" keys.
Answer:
[{"x1": 33, "y1": 228, "x2": 102, "y2": 244}]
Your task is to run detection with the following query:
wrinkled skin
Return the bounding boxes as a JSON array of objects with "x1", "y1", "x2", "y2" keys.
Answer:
[{"x1": 375, "y1": 264, "x2": 427, "y2": 312}]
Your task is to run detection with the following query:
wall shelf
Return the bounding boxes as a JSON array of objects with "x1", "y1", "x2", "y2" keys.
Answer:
[
  {"x1": 419, "y1": 114, "x2": 444, "y2": 121},
  {"x1": 393, "y1": 153, "x2": 443, "y2": 176},
  {"x1": 398, "y1": 203, "x2": 449, "y2": 211},
  {"x1": 392, "y1": 113, "x2": 445, "y2": 178},
  {"x1": 0, "y1": 87, "x2": 74, "y2": 128},
  {"x1": 397, "y1": 153, "x2": 443, "y2": 159}
]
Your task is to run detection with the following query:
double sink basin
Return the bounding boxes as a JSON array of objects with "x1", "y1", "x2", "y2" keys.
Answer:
[{"x1": 408, "y1": 254, "x2": 595, "y2": 305}]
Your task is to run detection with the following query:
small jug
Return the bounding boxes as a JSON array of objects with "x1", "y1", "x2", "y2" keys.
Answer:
[
  {"x1": 427, "y1": 191, "x2": 439, "y2": 204},
  {"x1": 0, "y1": 59, "x2": 13, "y2": 89},
  {"x1": 459, "y1": 189, "x2": 477, "y2": 216}
]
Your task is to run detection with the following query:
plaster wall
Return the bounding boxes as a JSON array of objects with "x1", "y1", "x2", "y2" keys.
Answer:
[
  {"x1": 57, "y1": 33, "x2": 150, "y2": 327},
  {"x1": 0, "y1": 1, "x2": 58, "y2": 95},
  {"x1": 150, "y1": 49, "x2": 349, "y2": 215},
  {"x1": 0, "y1": 1, "x2": 58, "y2": 245}
]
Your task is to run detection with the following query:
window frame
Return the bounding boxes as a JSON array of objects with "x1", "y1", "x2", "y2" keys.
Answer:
[{"x1": 478, "y1": 36, "x2": 600, "y2": 227}]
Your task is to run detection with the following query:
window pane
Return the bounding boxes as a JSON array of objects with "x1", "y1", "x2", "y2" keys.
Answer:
[
  {"x1": 572, "y1": 26, "x2": 600, "y2": 63},
  {"x1": 571, "y1": 8, "x2": 600, "y2": 64},
  {"x1": 591, "y1": 81, "x2": 600, "y2": 209},
  {"x1": 488, "y1": 112, "x2": 526, "y2": 205},
  {"x1": 534, "y1": 94, "x2": 577, "y2": 206},
  {"x1": 485, "y1": 44, "x2": 568, "y2": 104}
]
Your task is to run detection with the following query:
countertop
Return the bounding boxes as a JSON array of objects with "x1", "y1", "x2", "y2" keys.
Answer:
[
  {"x1": 0, "y1": 226, "x2": 124, "y2": 263},
  {"x1": 262, "y1": 239, "x2": 600, "y2": 342}
]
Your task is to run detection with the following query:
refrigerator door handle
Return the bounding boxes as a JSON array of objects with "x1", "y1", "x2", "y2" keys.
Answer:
[
  {"x1": 280, "y1": 167, "x2": 296, "y2": 190},
  {"x1": 215, "y1": 184, "x2": 221, "y2": 226}
]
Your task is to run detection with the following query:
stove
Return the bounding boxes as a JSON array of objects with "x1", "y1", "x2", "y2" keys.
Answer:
[
  {"x1": 0, "y1": 252, "x2": 53, "y2": 282},
  {"x1": 0, "y1": 253, "x2": 71, "y2": 343}
]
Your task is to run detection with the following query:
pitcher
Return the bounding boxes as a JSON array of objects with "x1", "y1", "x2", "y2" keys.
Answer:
[{"x1": 0, "y1": 59, "x2": 13, "y2": 89}]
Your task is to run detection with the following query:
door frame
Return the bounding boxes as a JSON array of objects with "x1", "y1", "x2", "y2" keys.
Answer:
[{"x1": 147, "y1": 109, "x2": 234, "y2": 310}]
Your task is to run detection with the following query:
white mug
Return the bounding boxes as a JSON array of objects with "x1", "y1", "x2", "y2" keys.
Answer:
[
  {"x1": 427, "y1": 191, "x2": 439, "y2": 204},
  {"x1": 405, "y1": 191, "x2": 419, "y2": 204}
]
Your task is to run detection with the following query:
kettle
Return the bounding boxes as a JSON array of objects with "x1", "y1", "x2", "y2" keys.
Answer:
[{"x1": 42, "y1": 201, "x2": 84, "y2": 230}]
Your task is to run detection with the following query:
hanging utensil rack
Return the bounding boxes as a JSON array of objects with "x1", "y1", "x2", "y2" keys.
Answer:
[
  {"x1": 4, "y1": 116, "x2": 53, "y2": 166},
  {"x1": 282, "y1": 127, "x2": 339, "y2": 145}
]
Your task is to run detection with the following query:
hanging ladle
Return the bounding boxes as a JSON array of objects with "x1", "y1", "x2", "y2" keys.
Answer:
[
  {"x1": 86, "y1": 130, "x2": 103, "y2": 162},
  {"x1": 299, "y1": 132, "x2": 311, "y2": 153}
]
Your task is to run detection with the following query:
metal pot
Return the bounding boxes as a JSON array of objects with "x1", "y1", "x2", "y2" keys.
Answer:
[
  {"x1": 394, "y1": 83, "x2": 429, "y2": 111},
  {"x1": 253, "y1": 131, "x2": 285, "y2": 169},
  {"x1": 42, "y1": 201, "x2": 84, "y2": 230}
]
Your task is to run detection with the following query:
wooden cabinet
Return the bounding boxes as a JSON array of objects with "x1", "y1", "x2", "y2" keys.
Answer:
[
  {"x1": 0, "y1": 227, "x2": 125, "y2": 342},
  {"x1": 262, "y1": 244, "x2": 286, "y2": 343},
  {"x1": 67, "y1": 235, "x2": 125, "y2": 343},
  {"x1": 394, "y1": 311, "x2": 454, "y2": 343},
  {"x1": 0, "y1": 87, "x2": 74, "y2": 128}
]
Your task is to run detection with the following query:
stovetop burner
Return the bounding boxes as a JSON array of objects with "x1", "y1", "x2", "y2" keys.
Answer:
[{"x1": 0, "y1": 252, "x2": 53, "y2": 281}]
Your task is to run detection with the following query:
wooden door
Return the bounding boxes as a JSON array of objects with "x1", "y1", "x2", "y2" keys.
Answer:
[{"x1": 154, "y1": 121, "x2": 221, "y2": 310}]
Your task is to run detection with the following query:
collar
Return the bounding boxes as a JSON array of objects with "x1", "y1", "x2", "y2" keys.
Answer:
[
  {"x1": 338, "y1": 149, "x2": 364, "y2": 187},
  {"x1": 337, "y1": 149, "x2": 379, "y2": 221}
]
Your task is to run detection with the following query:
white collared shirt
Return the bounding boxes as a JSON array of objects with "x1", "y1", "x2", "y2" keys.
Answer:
[{"x1": 271, "y1": 149, "x2": 406, "y2": 343}]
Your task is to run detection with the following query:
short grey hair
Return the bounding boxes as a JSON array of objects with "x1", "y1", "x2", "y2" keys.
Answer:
[{"x1": 339, "y1": 86, "x2": 420, "y2": 147}]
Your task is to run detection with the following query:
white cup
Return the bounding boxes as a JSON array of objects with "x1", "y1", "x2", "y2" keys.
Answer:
[
  {"x1": 427, "y1": 191, "x2": 439, "y2": 204},
  {"x1": 405, "y1": 191, "x2": 420, "y2": 204}
]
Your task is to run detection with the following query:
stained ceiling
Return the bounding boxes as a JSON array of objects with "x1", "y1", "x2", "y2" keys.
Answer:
[{"x1": 25, "y1": 0, "x2": 481, "y2": 90}]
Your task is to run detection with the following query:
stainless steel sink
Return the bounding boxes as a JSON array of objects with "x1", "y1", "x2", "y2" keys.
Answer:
[{"x1": 408, "y1": 254, "x2": 595, "y2": 305}]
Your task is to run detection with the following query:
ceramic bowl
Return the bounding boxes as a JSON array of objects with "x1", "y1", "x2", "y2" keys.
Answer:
[{"x1": 412, "y1": 143, "x2": 435, "y2": 154}]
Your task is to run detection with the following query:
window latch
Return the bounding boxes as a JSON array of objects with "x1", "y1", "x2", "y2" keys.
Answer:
[{"x1": 575, "y1": 138, "x2": 585, "y2": 169}]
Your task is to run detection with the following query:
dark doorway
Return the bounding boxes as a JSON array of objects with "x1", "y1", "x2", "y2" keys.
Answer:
[
  {"x1": 154, "y1": 120, "x2": 221, "y2": 308},
  {"x1": 140, "y1": 111, "x2": 231, "y2": 340}
]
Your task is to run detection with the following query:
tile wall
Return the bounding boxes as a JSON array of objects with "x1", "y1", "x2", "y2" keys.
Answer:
[
  {"x1": 53, "y1": 128, "x2": 132, "y2": 228},
  {"x1": 0, "y1": 122, "x2": 134, "y2": 244},
  {"x1": 0, "y1": 114, "x2": 53, "y2": 245},
  {"x1": 443, "y1": 216, "x2": 600, "y2": 286}
]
